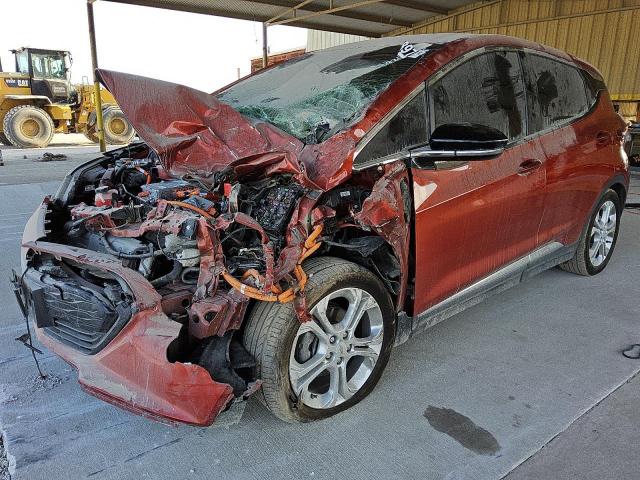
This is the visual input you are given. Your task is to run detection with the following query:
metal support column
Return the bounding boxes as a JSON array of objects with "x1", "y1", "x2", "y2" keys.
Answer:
[
  {"x1": 262, "y1": 22, "x2": 268, "y2": 69},
  {"x1": 87, "y1": 0, "x2": 106, "y2": 152}
]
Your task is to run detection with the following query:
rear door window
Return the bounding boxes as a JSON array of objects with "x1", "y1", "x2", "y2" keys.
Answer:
[
  {"x1": 524, "y1": 53, "x2": 590, "y2": 133},
  {"x1": 429, "y1": 51, "x2": 527, "y2": 142}
]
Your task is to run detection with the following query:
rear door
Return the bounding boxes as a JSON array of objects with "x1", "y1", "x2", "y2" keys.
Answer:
[
  {"x1": 521, "y1": 52, "x2": 617, "y2": 246},
  {"x1": 411, "y1": 50, "x2": 547, "y2": 314}
]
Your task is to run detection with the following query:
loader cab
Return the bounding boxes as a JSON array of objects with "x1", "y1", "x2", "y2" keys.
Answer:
[{"x1": 12, "y1": 48, "x2": 75, "y2": 104}]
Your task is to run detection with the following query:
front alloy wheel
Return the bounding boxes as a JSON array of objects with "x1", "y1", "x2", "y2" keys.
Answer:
[
  {"x1": 243, "y1": 257, "x2": 395, "y2": 422},
  {"x1": 289, "y1": 287, "x2": 384, "y2": 409}
]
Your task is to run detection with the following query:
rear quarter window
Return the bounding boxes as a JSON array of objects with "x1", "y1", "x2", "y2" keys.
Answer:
[{"x1": 582, "y1": 70, "x2": 607, "y2": 108}]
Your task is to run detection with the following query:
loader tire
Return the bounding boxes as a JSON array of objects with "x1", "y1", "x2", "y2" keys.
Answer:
[
  {"x1": 84, "y1": 106, "x2": 134, "y2": 145},
  {"x1": 103, "y1": 107, "x2": 134, "y2": 145},
  {"x1": 83, "y1": 103, "x2": 112, "y2": 143},
  {"x1": 83, "y1": 130, "x2": 99, "y2": 144},
  {"x1": 2, "y1": 105, "x2": 54, "y2": 148}
]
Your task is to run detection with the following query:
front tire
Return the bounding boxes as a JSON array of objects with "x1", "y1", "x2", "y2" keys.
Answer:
[
  {"x1": 559, "y1": 189, "x2": 621, "y2": 276},
  {"x1": 243, "y1": 257, "x2": 395, "y2": 423}
]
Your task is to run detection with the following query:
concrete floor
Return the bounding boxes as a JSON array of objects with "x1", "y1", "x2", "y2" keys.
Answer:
[
  {"x1": 1, "y1": 142, "x2": 639, "y2": 480},
  {"x1": 506, "y1": 374, "x2": 640, "y2": 480}
]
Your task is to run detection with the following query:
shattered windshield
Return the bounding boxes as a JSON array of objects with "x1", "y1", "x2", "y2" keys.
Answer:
[{"x1": 217, "y1": 40, "x2": 437, "y2": 143}]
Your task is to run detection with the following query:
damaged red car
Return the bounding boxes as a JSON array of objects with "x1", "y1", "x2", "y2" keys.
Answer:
[{"x1": 13, "y1": 34, "x2": 629, "y2": 425}]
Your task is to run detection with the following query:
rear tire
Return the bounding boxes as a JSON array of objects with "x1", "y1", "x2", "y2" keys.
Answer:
[
  {"x1": 559, "y1": 189, "x2": 621, "y2": 276},
  {"x1": 243, "y1": 257, "x2": 396, "y2": 423},
  {"x1": 2, "y1": 105, "x2": 54, "y2": 148}
]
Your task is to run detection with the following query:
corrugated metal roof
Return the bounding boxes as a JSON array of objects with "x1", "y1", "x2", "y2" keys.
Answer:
[{"x1": 102, "y1": 0, "x2": 480, "y2": 37}]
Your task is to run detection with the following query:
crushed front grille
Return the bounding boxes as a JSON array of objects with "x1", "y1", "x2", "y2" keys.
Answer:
[{"x1": 23, "y1": 262, "x2": 132, "y2": 354}]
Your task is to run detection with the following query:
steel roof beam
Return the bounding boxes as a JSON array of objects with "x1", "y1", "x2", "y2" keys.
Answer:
[
  {"x1": 263, "y1": 0, "x2": 414, "y2": 27},
  {"x1": 101, "y1": 0, "x2": 457, "y2": 35},
  {"x1": 268, "y1": 0, "x2": 393, "y2": 26},
  {"x1": 383, "y1": 0, "x2": 447, "y2": 15}
]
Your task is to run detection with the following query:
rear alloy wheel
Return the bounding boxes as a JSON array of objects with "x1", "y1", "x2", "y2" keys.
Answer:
[
  {"x1": 588, "y1": 199, "x2": 617, "y2": 268},
  {"x1": 559, "y1": 189, "x2": 621, "y2": 276},
  {"x1": 243, "y1": 257, "x2": 395, "y2": 422},
  {"x1": 2, "y1": 105, "x2": 55, "y2": 148}
]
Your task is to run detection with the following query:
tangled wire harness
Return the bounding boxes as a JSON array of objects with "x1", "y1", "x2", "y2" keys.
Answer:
[{"x1": 221, "y1": 224, "x2": 323, "y2": 303}]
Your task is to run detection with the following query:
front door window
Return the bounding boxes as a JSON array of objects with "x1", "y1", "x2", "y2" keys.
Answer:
[{"x1": 429, "y1": 51, "x2": 527, "y2": 142}]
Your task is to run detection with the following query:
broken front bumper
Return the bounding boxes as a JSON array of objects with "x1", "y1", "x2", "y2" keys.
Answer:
[{"x1": 15, "y1": 233, "x2": 235, "y2": 426}]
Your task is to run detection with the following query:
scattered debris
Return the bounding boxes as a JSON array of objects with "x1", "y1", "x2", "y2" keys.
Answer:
[
  {"x1": 30, "y1": 373, "x2": 64, "y2": 391},
  {"x1": 2, "y1": 373, "x2": 65, "y2": 406},
  {"x1": 38, "y1": 152, "x2": 67, "y2": 162},
  {"x1": 0, "y1": 383, "x2": 18, "y2": 405},
  {"x1": 512, "y1": 413, "x2": 523, "y2": 428}
]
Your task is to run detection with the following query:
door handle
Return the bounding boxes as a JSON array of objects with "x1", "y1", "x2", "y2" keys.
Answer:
[
  {"x1": 517, "y1": 159, "x2": 542, "y2": 175},
  {"x1": 596, "y1": 131, "x2": 612, "y2": 146}
]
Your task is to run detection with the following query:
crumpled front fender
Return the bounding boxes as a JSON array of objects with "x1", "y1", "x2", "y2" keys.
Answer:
[{"x1": 74, "y1": 308, "x2": 234, "y2": 426}]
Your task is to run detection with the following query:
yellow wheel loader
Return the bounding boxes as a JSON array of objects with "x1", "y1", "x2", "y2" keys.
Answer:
[{"x1": 0, "y1": 48, "x2": 134, "y2": 148}]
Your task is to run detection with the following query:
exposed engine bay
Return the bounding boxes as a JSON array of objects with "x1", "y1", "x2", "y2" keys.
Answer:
[
  {"x1": 61, "y1": 146, "x2": 311, "y2": 298},
  {"x1": 13, "y1": 60, "x2": 421, "y2": 424},
  {"x1": 26, "y1": 142, "x2": 408, "y2": 405}
]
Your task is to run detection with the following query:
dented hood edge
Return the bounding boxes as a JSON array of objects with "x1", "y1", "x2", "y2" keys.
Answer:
[{"x1": 96, "y1": 69, "x2": 315, "y2": 184}]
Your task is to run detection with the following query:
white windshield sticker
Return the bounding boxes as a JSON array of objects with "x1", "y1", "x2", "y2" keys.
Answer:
[{"x1": 398, "y1": 42, "x2": 431, "y2": 59}]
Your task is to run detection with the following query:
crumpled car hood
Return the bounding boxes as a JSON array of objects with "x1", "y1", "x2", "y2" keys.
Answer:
[{"x1": 97, "y1": 69, "x2": 308, "y2": 182}]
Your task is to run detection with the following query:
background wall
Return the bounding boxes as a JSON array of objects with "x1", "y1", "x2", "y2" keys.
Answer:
[{"x1": 306, "y1": 31, "x2": 369, "y2": 51}]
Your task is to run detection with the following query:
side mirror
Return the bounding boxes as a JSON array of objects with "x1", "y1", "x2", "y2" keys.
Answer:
[{"x1": 411, "y1": 123, "x2": 508, "y2": 164}]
